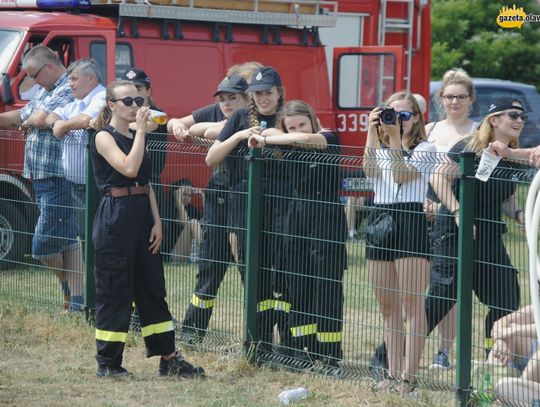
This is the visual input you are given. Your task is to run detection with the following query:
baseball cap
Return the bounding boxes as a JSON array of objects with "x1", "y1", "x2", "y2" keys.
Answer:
[
  {"x1": 487, "y1": 97, "x2": 524, "y2": 115},
  {"x1": 213, "y1": 75, "x2": 249, "y2": 96},
  {"x1": 246, "y1": 66, "x2": 282, "y2": 92},
  {"x1": 124, "y1": 68, "x2": 151, "y2": 87}
]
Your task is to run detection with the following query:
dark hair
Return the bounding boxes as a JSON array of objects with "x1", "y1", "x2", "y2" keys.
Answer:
[
  {"x1": 171, "y1": 178, "x2": 192, "y2": 190},
  {"x1": 93, "y1": 80, "x2": 135, "y2": 129}
]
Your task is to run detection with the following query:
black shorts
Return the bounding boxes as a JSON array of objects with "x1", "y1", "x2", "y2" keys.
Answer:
[{"x1": 365, "y1": 202, "x2": 430, "y2": 262}]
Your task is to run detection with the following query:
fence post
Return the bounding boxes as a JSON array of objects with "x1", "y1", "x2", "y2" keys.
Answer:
[
  {"x1": 84, "y1": 130, "x2": 98, "y2": 321},
  {"x1": 455, "y1": 152, "x2": 476, "y2": 406},
  {"x1": 244, "y1": 148, "x2": 263, "y2": 360}
]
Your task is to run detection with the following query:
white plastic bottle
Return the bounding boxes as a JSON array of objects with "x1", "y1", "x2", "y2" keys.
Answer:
[
  {"x1": 189, "y1": 238, "x2": 197, "y2": 263},
  {"x1": 277, "y1": 387, "x2": 308, "y2": 405}
]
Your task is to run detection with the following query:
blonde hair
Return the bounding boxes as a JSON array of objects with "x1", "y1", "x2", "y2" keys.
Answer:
[
  {"x1": 93, "y1": 80, "x2": 135, "y2": 129},
  {"x1": 278, "y1": 100, "x2": 320, "y2": 133},
  {"x1": 378, "y1": 91, "x2": 427, "y2": 148},
  {"x1": 433, "y1": 68, "x2": 475, "y2": 119},
  {"x1": 467, "y1": 106, "x2": 522, "y2": 153},
  {"x1": 227, "y1": 61, "x2": 263, "y2": 81},
  {"x1": 440, "y1": 68, "x2": 474, "y2": 98}
]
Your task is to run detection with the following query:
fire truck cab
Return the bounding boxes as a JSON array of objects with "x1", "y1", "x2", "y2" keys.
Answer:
[{"x1": 0, "y1": 0, "x2": 431, "y2": 268}]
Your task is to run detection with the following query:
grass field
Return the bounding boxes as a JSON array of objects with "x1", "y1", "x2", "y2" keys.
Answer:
[
  {"x1": 0, "y1": 183, "x2": 536, "y2": 405},
  {"x1": 0, "y1": 302, "x2": 456, "y2": 407}
]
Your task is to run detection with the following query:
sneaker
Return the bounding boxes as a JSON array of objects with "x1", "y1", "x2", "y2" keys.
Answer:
[
  {"x1": 158, "y1": 352, "x2": 205, "y2": 378},
  {"x1": 429, "y1": 351, "x2": 451, "y2": 370},
  {"x1": 96, "y1": 365, "x2": 133, "y2": 379}
]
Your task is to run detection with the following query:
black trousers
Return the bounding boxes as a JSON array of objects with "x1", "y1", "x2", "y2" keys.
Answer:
[
  {"x1": 93, "y1": 194, "x2": 175, "y2": 368},
  {"x1": 284, "y1": 199, "x2": 347, "y2": 359},
  {"x1": 181, "y1": 190, "x2": 235, "y2": 337},
  {"x1": 425, "y1": 216, "x2": 520, "y2": 342},
  {"x1": 227, "y1": 179, "x2": 289, "y2": 346}
]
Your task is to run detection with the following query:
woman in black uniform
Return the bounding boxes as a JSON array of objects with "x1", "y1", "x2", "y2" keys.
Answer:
[
  {"x1": 180, "y1": 75, "x2": 250, "y2": 344},
  {"x1": 90, "y1": 80, "x2": 204, "y2": 378},
  {"x1": 206, "y1": 66, "x2": 287, "y2": 352},
  {"x1": 249, "y1": 100, "x2": 347, "y2": 368},
  {"x1": 428, "y1": 97, "x2": 525, "y2": 359}
]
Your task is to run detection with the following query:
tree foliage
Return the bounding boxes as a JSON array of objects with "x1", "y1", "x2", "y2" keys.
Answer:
[{"x1": 431, "y1": 0, "x2": 540, "y2": 89}]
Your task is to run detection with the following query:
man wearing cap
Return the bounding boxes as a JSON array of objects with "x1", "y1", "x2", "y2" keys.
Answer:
[{"x1": 0, "y1": 45, "x2": 78, "y2": 309}]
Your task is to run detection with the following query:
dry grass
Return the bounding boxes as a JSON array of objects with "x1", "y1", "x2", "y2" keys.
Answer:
[{"x1": 0, "y1": 302, "x2": 454, "y2": 407}]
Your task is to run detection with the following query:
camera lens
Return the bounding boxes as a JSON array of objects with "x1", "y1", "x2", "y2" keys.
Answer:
[{"x1": 380, "y1": 107, "x2": 396, "y2": 125}]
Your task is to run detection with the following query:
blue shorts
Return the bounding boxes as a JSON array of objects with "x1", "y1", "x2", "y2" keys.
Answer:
[{"x1": 32, "y1": 177, "x2": 79, "y2": 259}]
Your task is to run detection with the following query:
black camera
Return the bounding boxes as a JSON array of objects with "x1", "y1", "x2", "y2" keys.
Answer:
[{"x1": 379, "y1": 107, "x2": 397, "y2": 125}]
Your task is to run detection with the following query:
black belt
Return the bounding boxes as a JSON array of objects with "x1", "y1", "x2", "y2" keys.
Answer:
[{"x1": 105, "y1": 185, "x2": 150, "y2": 198}]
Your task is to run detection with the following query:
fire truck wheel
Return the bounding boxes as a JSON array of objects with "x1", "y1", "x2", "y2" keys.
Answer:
[{"x1": 0, "y1": 201, "x2": 25, "y2": 270}]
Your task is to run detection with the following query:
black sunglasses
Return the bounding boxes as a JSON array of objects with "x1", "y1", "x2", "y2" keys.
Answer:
[
  {"x1": 498, "y1": 111, "x2": 527, "y2": 122},
  {"x1": 111, "y1": 96, "x2": 145, "y2": 107}
]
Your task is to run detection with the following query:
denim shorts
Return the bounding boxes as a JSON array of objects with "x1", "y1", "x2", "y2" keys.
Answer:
[{"x1": 32, "y1": 177, "x2": 79, "y2": 259}]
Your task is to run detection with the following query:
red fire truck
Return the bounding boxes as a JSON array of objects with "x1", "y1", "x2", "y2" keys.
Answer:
[{"x1": 0, "y1": 0, "x2": 431, "y2": 267}]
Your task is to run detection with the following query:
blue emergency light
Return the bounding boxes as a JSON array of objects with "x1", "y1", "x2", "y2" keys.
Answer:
[
  {"x1": 36, "y1": 0, "x2": 90, "y2": 7},
  {"x1": 3, "y1": 0, "x2": 91, "y2": 8}
]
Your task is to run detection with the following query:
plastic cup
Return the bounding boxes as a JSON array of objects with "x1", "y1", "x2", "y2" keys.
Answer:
[
  {"x1": 475, "y1": 149, "x2": 501, "y2": 182},
  {"x1": 149, "y1": 109, "x2": 169, "y2": 125}
]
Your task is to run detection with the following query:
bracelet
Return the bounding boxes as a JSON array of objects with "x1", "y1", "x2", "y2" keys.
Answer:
[{"x1": 263, "y1": 136, "x2": 267, "y2": 147}]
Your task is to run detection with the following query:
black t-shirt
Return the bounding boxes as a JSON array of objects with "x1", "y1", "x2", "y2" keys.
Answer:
[
  {"x1": 285, "y1": 131, "x2": 341, "y2": 201},
  {"x1": 218, "y1": 107, "x2": 278, "y2": 187},
  {"x1": 193, "y1": 103, "x2": 225, "y2": 123},
  {"x1": 146, "y1": 104, "x2": 168, "y2": 180},
  {"x1": 446, "y1": 137, "x2": 519, "y2": 237}
]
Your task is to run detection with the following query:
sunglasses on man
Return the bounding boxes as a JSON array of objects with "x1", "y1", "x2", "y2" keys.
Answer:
[{"x1": 111, "y1": 96, "x2": 145, "y2": 107}]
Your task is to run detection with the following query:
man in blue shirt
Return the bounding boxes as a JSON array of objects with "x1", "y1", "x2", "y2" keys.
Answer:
[{"x1": 45, "y1": 58, "x2": 106, "y2": 310}]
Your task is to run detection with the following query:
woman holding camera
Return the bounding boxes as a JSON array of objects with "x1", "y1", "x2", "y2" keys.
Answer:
[{"x1": 364, "y1": 91, "x2": 436, "y2": 392}]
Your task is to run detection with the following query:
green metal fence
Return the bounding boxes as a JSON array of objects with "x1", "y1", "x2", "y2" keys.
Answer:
[{"x1": 0, "y1": 128, "x2": 538, "y2": 406}]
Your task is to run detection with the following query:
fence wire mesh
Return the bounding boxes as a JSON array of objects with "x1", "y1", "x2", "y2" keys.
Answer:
[{"x1": 0, "y1": 128, "x2": 539, "y2": 405}]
